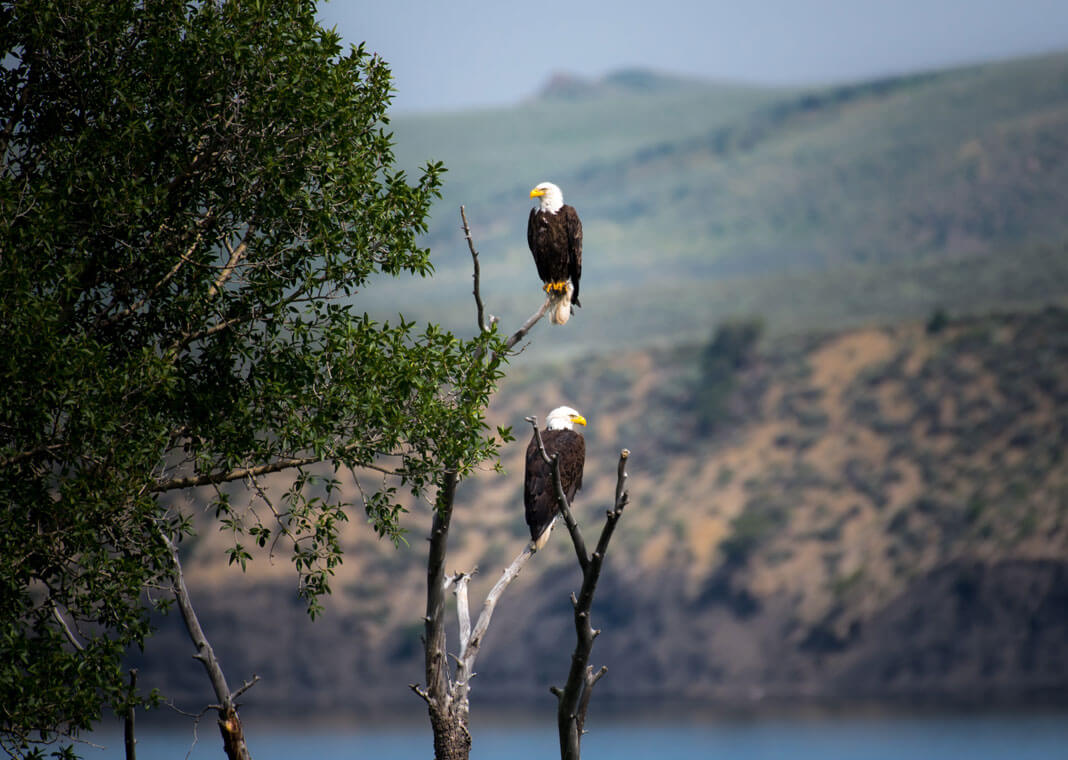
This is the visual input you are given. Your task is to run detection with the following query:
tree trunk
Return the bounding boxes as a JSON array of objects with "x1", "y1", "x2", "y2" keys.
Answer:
[
  {"x1": 219, "y1": 705, "x2": 252, "y2": 760},
  {"x1": 429, "y1": 705, "x2": 471, "y2": 760},
  {"x1": 163, "y1": 530, "x2": 254, "y2": 760}
]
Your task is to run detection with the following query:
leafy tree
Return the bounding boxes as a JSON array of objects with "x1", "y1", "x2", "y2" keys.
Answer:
[
  {"x1": 926, "y1": 306, "x2": 950, "y2": 334},
  {"x1": 0, "y1": 1, "x2": 506, "y2": 756},
  {"x1": 696, "y1": 318, "x2": 763, "y2": 432}
]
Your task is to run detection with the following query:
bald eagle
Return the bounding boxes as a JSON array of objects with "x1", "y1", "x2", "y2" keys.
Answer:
[
  {"x1": 524, "y1": 406, "x2": 586, "y2": 550},
  {"x1": 528, "y1": 182, "x2": 582, "y2": 325}
]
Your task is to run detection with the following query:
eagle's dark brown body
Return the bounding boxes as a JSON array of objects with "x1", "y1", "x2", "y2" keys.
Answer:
[
  {"x1": 524, "y1": 428, "x2": 585, "y2": 545},
  {"x1": 527, "y1": 205, "x2": 583, "y2": 307}
]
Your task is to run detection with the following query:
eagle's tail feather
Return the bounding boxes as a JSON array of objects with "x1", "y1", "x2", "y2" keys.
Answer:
[
  {"x1": 548, "y1": 282, "x2": 573, "y2": 325},
  {"x1": 531, "y1": 515, "x2": 559, "y2": 551}
]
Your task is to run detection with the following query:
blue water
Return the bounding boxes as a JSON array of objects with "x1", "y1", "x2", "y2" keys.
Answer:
[{"x1": 82, "y1": 710, "x2": 1068, "y2": 759}]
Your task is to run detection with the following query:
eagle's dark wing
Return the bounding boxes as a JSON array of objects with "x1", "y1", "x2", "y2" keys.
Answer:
[
  {"x1": 527, "y1": 207, "x2": 537, "y2": 264},
  {"x1": 524, "y1": 429, "x2": 586, "y2": 542},
  {"x1": 563, "y1": 205, "x2": 583, "y2": 307},
  {"x1": 528, "y1": 208, "x2": 551, "y2": 283},
  {"x1": 524, "y1": 436, "x2": 553, "y2": 541}
]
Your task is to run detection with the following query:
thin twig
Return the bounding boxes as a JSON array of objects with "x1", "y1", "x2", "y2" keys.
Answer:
[
  {"x1": 51, "y1": 603, "x2": 85, "y2": 651},
  {"x1": 409, "y1": 683, "x2": 431, "y2": 705},
  {"x1": 460, "y1": 206, "x2": 487, "y2": 332},
  {"x1": 554, "y1": 449, "x2": 631, "y2": 760},
  {"x1": 503, "y1": 298, "x2": 550, "y2": 353},
  {"x1": 152, "y1": 447, "x2": 401, "y2": 492},
  {"x1": 207, "y1": 229, "x2": 253, "y2": 301},
  {"x1": 231, "y1": 675, "x2": 260, "y2": 701},
  {"x1": 460, "y1": 205, "x2": 550, "y2": 357}
]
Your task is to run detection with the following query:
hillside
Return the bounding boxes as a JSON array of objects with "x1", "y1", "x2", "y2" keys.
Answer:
[
  {"x1": 135, "y1": 307, "x2": 1068, "y2": 712},
  {"x1": 127, "y1": 52, "x2": 1068, "y2": 718},
  {"x1": 355, "y1": 51, "x2": 1068, "y2": 356}
]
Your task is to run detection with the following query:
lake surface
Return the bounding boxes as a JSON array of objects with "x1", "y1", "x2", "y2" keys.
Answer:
[{"x1": 84, "y1": 709, "x2": 1068, "y2": 759}]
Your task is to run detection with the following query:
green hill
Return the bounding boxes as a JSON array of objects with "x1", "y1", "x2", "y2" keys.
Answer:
[{"x1": 362, "y1": 51, "x2": 1068, "y2": 354}]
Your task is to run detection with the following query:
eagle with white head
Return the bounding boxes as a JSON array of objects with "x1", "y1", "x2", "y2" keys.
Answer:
[
  {"x1": 528, "y1": 182, "x2": 583, "y2": 325},
  {"x1": 524, "y1": 405, "x2": 587, "y2": 550}
]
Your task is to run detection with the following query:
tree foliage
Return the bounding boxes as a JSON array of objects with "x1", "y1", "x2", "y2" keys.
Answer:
[
  {"x1": 696, "y1": 318, "x2": 763, "y2": 432},
  {"x1": 0, "y1": 1, "x2": 506, "y2": 754}
]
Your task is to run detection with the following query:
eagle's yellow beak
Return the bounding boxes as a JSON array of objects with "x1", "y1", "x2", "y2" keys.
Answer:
[
  {"x1": 571, "y1": 414, "x2": 587, "y2": 427},
  {"x1": 530, "y1": 187, "x2": 546, "y2": 199}
]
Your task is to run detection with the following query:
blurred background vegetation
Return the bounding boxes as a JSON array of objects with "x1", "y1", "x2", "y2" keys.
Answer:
[{"x1": 135, "y1": 49, "x2": 1068, "y2": 714}]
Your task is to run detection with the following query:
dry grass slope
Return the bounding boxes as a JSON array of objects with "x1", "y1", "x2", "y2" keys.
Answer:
[{"x1": 140, "y1": 307, "x2": 1068, "y2": 710}]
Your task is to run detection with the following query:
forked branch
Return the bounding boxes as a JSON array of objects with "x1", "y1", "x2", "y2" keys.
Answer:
[
  {"x1": 160, "y1": 528, "x2": 256, "y2": 760},
  {"x1": 554, "y1": 449, "x2": 631, "y2": 760},
  {"x1": 415, "y1": 207, "x2": 560, "y2": 759},
  {"x1": 453, "y1": 543, "x2": 536, "y2": 697},
  {"x1": 461, "y1": 205, "x2": 550, "y2": 354},
  {"x1": 460, "y1": 206, "x2": 488, "y2": 333}
]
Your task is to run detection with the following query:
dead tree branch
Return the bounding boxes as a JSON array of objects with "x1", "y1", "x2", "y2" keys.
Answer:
[
  {"x1": 416, "y1": 208, "x2": 559, "y2": 759},
  {"x1": 151, "y1": 446, "x2": 400, "y2": 492},
  {"x1": 161, "y1": 528, "x2": 256, "y2": 760},
  {"x1": 460, "y1": 206, "x2": 488, "y2": 333},
  {"x1": 51, "y1": 602, "x2": 85, "y2": 652},
  {"x1": 461, "y1": 205, "x2": 550, "y2": 355},
  {"x1": 554, "y1": 449, "x2": 631, "y2": 760},
  {"x1": 124, "y1": 670, "x2": 137, "y2": 760},
  {"x1": 503, "y1": 298, "x2": 550, "y2": 352},
  {"x1": 454, "y1": 543, "x2": 536, "y2": 701},
  {"x1": 417, "y1": 494, "x2": 539, "y2": 760}
]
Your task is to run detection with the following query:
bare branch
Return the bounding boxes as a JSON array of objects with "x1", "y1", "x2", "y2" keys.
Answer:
[
  {"x1": 95, "y1": 213, "x2": 215, "y2": 332},
  {"x1": 153, "y1": 455, "x2": 317, "y2": 492},
  {"x1": 452, "y1": 542, "x2": 536, "y2": 708},
  {"x1": 460, "y1": 206, "x2": 487, "y2": 333},
  {"x1": 125, "y1": 670, "x2": 137, "y2": 760},
  {"x1": 151, "y1": 447, "x2": 402, "y2": 492},
  {"x1": 231, "y1": 675, "x2": 261, "y2": 701},
  {"x1": 503, "y1": 298, "x2": 550, "y2": 353},
  {"x1": 451, "y1": 572, "x2": 473, "y2": 654},
  {"x1": 614, "y1": 450, "x2": 630, "y2": 512},
  {"x1": 207, "y1": 230, "x2": 253, "y2": 301},
  {"x1": 160, "y1": 528, "x2": 254, "y2": 760},
  {"x1": 460, "y1": 205, "x2": 550, "y2": 357},
  {"x1": 51, "y1": 603, "x2": 85, "y2": 651},
  {"x1": 409, "y1": 683, "x2": 431, "y2": 705},
  {"x1": 576, "y1": 665, "x2": 608, "y2": 737},
  {"x1": 464, "y1": 545, "x2": 533, "y2": 662},
  {"x1": 555, "y1": 449, "x2": 632, "y2": 760},
  {"x1": 0, "y1": 442, "x2": 65, "y2": 469},
  {"x1": 162, "y1": 530, "x2": 234, "y2": 708}
]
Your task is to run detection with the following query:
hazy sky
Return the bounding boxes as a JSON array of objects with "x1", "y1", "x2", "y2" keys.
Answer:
[{"x1": 317, "y1": 0, "x2": 1068, "y2": 113}]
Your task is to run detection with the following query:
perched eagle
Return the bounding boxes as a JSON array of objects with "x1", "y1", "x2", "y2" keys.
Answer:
[
  {"x1": 524, "y1": 406, "x2": 587, "y2": 550},
  {"x1": 528, "y1": 182, "x2": 583, "y2": 325}
]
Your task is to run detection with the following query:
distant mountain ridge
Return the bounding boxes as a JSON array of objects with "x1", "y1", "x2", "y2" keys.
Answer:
[{"x1": 534, "y1": 68, "x2": 704, "y2": 101}]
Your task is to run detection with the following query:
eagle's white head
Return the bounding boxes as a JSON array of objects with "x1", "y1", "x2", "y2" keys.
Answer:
[
  {"x1": 530, "y1": 182, "x2": 564, "y2": 214},
  {"x1": 546, "y1": 405, "x2": 587, "y2": 431}
]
